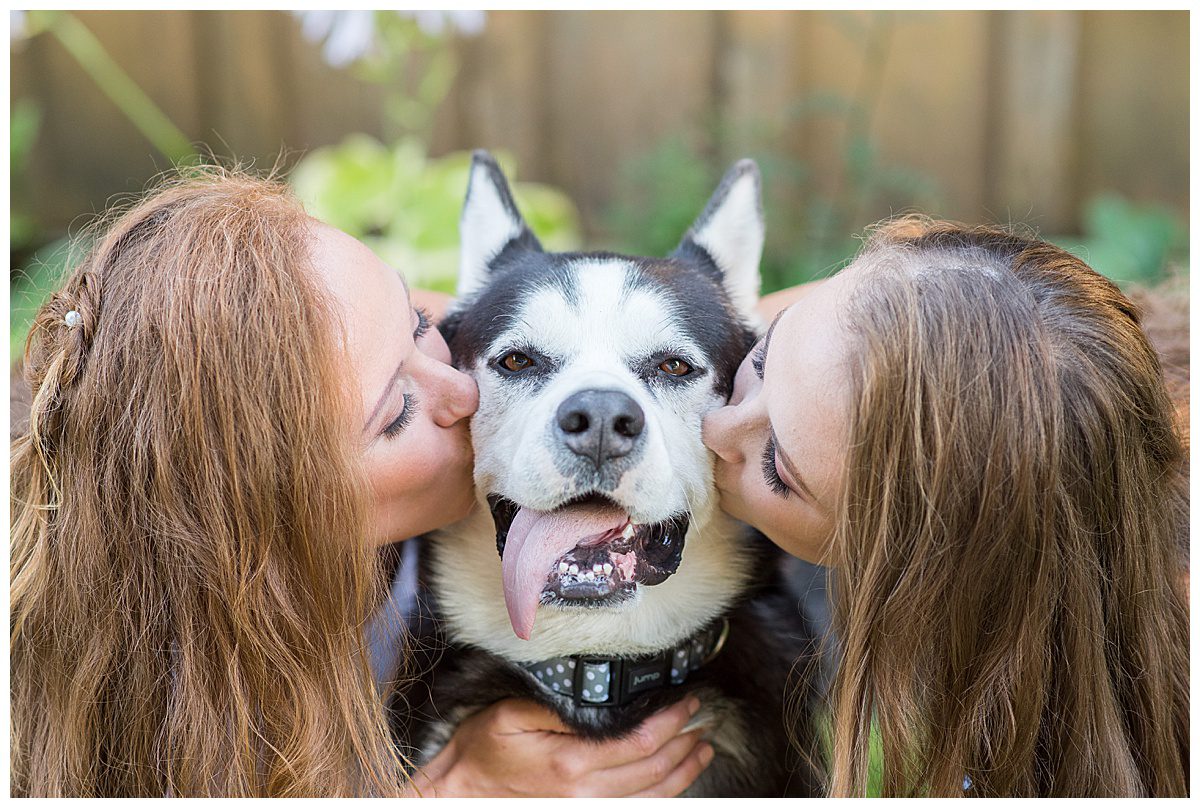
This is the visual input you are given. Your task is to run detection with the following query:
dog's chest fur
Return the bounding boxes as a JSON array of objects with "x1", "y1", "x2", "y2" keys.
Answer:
[{"x1": 396, "y1": 529, "x2": 822, "y2": 797}]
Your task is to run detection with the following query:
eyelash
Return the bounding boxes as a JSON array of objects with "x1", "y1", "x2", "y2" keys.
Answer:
[
  {"x1": 760, "y1": 434, "x2": 790, "y2": 498},
  {"x1": 382, "y1": 394, "x2": 418, "y2": 439},
  {"x1": 413, "y1": 306, "x2": 431, "y2": 341},
  {"x1": 380, "y1": 308, "x2": 432, "y2": 440},
  {"x1": 751, "y1": 342, "x2": 766, "y2": 379}
]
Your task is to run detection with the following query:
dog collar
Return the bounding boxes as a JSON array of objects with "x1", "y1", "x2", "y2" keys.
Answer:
[{"x1": 518, "y1": 618, "x2": 730, "y2": 708}]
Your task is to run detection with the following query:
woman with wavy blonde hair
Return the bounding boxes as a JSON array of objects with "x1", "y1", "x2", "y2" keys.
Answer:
[
  {"x1": 10, "y1": 169, "x2": 711, "y2": 797},
  {"x1": 703, "y1": 217, "x2": 1189, "y2": 796}
]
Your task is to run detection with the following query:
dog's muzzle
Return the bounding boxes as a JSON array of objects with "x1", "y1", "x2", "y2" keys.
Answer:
[{"x1": 489, "y1": 493, "x2": 688, "y2": 606}]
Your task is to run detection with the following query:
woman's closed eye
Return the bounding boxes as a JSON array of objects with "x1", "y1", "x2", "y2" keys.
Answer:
[
  {"x1": 382, "y1": 393, "x2": 418, "y2": 439},
  {"x1": 413, "y1": 306, "x2": 431, "y2": 341},
  {"x1": 751, "y1": 341, "x2": 766, "y2": 380},
  {"x1": 761, "y1": 433, "x2": 791, "y2": 498},
  {"x1": 380, "y1": 307, "x2": 433, "y2": 439}
]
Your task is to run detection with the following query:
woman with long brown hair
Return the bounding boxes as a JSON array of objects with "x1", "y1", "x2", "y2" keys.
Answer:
[
  {"x1": 702, "y1": 217, "x2": 1189, "y2": 796},
  {"x1": 10, "y1": 168, "x2": 712, "y2": 797}
]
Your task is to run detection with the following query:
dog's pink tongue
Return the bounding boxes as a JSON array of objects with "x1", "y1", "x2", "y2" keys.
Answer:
[{"x1": 501, "y1": 504, "x2": 628, "y2": 640}]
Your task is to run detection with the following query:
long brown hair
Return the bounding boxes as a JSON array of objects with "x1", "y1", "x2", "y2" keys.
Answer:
[
  {"x1": 816, "y1": 217, "x2": 1189, "y2": 796},
  {"x1": 11, "y1": 168, "x2": 410, "y2": 795}
]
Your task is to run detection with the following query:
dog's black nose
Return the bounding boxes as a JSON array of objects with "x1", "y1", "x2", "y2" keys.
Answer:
[{"x1": 556, "y1": 389, "x2": 645, "y2": 465}]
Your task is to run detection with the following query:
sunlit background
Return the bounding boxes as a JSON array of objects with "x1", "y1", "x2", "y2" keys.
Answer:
[{"x1": 10, "y1": 10, "x2": 1189, "y2": 361}]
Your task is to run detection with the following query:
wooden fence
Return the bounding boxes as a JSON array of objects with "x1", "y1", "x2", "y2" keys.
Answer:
[{"x1": 12, "y1": 10, "x2": 1189, "y2": 240}]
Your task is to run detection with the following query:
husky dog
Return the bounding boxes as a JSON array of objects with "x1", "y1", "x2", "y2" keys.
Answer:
[{"x1": 403, "y1": 152, "x2": 820, "y2": 797}]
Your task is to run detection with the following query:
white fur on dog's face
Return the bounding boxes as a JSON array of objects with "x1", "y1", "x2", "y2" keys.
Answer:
[
  {"x1": 430, "y1": 152, "x2": 764, "y2": 657},
  {"x1": 435, "y1": 259, "x2": 754, "y2": 659},
  {"x1": 471, "y1": 258, "x2": 721, "y2": 524}
]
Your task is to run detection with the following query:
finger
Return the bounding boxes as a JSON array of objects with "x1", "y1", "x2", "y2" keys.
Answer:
[
  {"x1": 485, "y1": 698, "x2": 576, "y2": 736},
  {"x1": 632, "y1": 742, "x2": 715, "y2": 797},
  {"x1": 581, "y1": 730, "x2": 706, "y2": 796},
  {"x1": 592, "y1": 696, "x2": 701, "y2": 769}
]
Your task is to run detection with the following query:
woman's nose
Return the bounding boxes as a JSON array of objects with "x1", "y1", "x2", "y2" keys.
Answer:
[
  {"x1": 701, "y1": 404, "x2": 745, "y2": 464},
  {"x1": 427, "y1": 360, "x2": 479, "y2": 427}
]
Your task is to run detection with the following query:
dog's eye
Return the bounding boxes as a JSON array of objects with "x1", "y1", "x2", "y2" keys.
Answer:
[
  {"x1": 501, "y1": 352, "x2": 535, "y2": 372},
  {"x1": 659, "y1": 357, "x2": 693, "y2": 377}
]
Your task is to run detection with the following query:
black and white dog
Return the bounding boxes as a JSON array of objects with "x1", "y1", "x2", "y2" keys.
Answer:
[{"x1": 402, "y1": 152, "x2": 820, "y2": 797}]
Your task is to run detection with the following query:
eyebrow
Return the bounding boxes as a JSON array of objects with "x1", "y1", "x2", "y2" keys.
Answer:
[
  {"x1": 363, "y1": 282, "x2": 417, "y2": 434},
  {"x1": 755, "y1": 310, "x2": 785, "y2": 380},
  {"x1": 770, "y1": 424, "x2": 819, "y2": 503}
]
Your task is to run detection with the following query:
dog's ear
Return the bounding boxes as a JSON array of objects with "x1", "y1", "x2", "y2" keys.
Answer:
[
  {"x1": 458, "y1": 150, "x2": 543, "y2": 298},
  {"x1": 673, "y1": 159, "x2": 764, "y2": 319}
]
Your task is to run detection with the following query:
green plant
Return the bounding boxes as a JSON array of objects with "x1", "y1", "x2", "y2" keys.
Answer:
[
  {"x1": 604, "y1": 12, "x2": 942, "y2": 294},
  {"x1": 10, "y1": 238, "x2": 79, "y2": 364},
  {"x1": 351, "y1": 13, "x2": 460, "y2": 141},
  {"x1": 11, "y1": 99, "x2": 42, "y2": 255},
  {"x1": 288, "y1": 11, "x2": 582, "y2": 292},
  {"x1": 290, "y1": 136, "x2": 581, "y2": 292},
  {"x1": 11, "y1": 11, "x2": 199, "y2": 365},
  {"x1": 295, "y1": 11, "x2": 481, "y2": 143},
  {"x1": 1049, "y1": 193, "x2": 1188, "y2": 287},
  {"x1": 604, "y1": 128, "x2": 939, "y2": 295}
]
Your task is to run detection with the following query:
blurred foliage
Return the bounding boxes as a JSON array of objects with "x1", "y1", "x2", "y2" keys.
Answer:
[
  {"x1": 289, "y1": 11, "x2": 580, "y2": 292},
  {"x1": 604, "y1": 14, "x2": 941, "y2": 294},
  {"x1": 11, "y1": 99, "x2": 42, "y2": 255},
  {"x1": 351, "y1": 12, "x2": 460, "y2": 140},
  {"x1": 10, "y1": 238, "x2": 79, "y2": 364},
  {"x1": 22, "y1": 11, "x2": 196, "y2": 164},
  {"x1": 290, "y1": 136, "x2": 581, "y2": 292},
  {"x1": 604, "y1": 127, "x2": 940, "y2": 295},
  {"x1": 8, "y1": 8, "x2": 1188, "y2": 369},
  {"x1": 603, "y1": 11, "x2": 1183, "y2": 295},
  {"x1": 1049, "y1": 193, "x2": 1189, "y2": 287},
  {"x1": 10, "y1": 10, "x2": 197, "y2": 366},
  {"x1": 606, "y1": 131, "x2": 1188, "y2": 295}
]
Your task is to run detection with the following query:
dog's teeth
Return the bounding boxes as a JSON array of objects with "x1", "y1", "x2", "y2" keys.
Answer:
[
  {"x1": 592, "y1": 563, "x2": 604, "y2": 574},
  {"x1": 621, "y1": 523, "x2": 636, "y2": 539},
  {"x1": 603, "y1": 563, "x2": 613, "y2": 575},
  {"x1": 559, "y1": 562, "x2": 569, "y2": 575},
  {"x1": 568, "y1": 564, "x2": 579, "y2": 575}
]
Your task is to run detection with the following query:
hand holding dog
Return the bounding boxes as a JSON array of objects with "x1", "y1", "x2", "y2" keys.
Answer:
[{"x1": 411, "y1": 696, "x2": 713, "y2": 797}]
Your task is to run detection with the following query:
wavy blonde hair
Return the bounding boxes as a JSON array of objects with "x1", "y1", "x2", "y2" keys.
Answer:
[
  {"x1": 808, "y1": 218, "x2": 1189, "y2": 796},
  {"x1": 11, "y1": 169, "x2": 410, "y2": 796}
]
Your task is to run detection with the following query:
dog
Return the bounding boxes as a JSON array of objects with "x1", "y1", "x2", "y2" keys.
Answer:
[{"x1": 396, "y1": 152, "x2": 822, "y2": 797}]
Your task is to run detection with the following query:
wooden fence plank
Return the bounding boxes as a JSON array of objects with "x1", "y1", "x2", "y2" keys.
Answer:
[
  {"x1": 987, "y1": 11, "x2": 1081, "y2": 233},
  {"x1": 1077, "y1": 10, "x2": 1189, "y2": 212},
  {"x1": 10, "y1": 10, "x2": 1190, "y2": 240},
  {"x1": 803, "y1": 11, "x2": 991, "y2": 226},
  {"x1": 540, "y1": 10, "x2": 719, "y2": 236},
  {"x1": 438, "y1": 11, "x2": 551, "y2": 180}
]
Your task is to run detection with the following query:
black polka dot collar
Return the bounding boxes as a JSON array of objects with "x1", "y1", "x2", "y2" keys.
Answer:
[{"x1": 518, "y1": 618, "x2": 730, "y2": 708}]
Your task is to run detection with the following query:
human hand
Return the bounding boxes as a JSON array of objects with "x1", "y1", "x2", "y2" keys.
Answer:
[{"x1": 412, "y1": 696, "x2": 713, "y2": 797}]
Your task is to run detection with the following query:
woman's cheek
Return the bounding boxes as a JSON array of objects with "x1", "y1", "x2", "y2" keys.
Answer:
[
  {"x1": 366, "y1": 425, "x2": 443, "y2": 537},
  {"x1": 775, "y1": 509, "x2": 835, "y2": 566},
  {"x1": 718, "y1": 462, "x2": 766, "y2": 530}
]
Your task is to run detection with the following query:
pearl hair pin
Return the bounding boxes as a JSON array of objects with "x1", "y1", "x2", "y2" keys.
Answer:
[{"x1": 64, "y1": 310, "x2": 82, "y2": 328}]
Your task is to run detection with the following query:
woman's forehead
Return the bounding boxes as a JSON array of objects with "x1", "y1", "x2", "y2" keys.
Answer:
[
  {"x1": 764, "y1": 275, "x2": 854, "y2": 469},
  {"x1": 307, "y1": 223, "x2": 414, "y2": 396}
]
